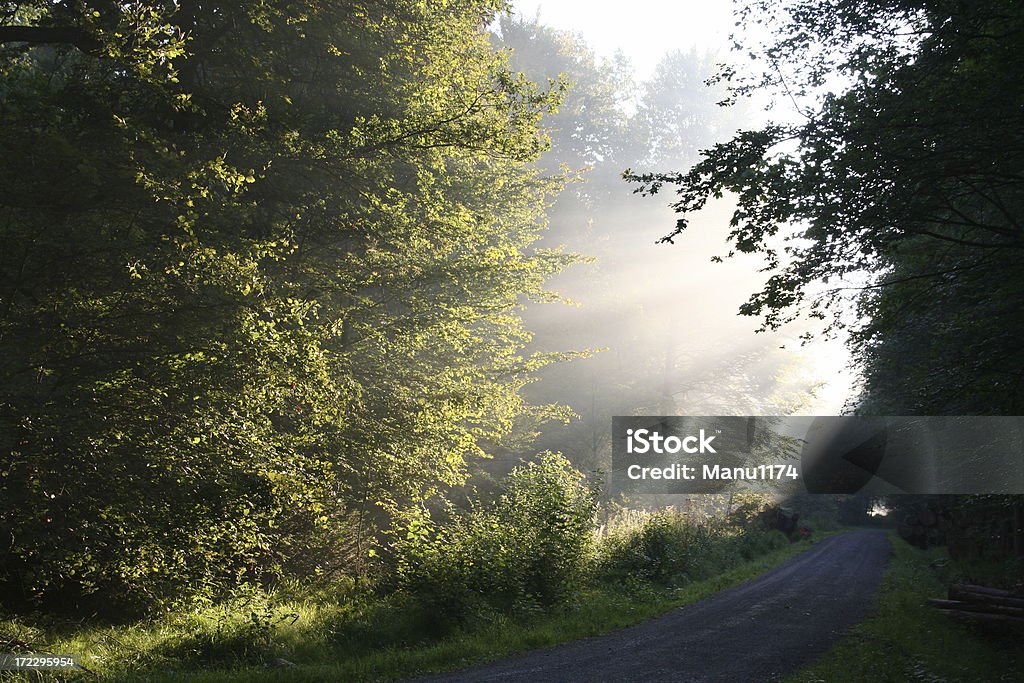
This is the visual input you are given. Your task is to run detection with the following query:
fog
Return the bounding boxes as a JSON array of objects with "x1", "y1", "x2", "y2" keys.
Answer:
[{"x1": 492, "y1": 9, "x2": 854, "y2": 476}]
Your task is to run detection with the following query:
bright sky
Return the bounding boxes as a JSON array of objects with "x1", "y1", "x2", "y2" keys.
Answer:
[{"x1": 512, "y1": 1, "x2": 737, "y2": 79}]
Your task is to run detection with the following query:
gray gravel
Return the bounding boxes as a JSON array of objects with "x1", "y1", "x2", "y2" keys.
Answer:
[{"x1": 414, "y1": 529, "x2": 890, "y2": 682}]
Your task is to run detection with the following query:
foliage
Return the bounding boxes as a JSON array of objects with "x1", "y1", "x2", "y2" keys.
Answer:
[
  {"x1": 393, "y1": 453, "x2": 597, "y2": 624},
  {"x1": 495, "y1": 16, "x2": 813, "y2": 489},
  {"x1": 597, "y1": 510, "x2": 788, "y2": 586},
  {"x1": 0, "y1": 0, "x2": 576, "y2": 612},
  {"x1": 494, "y1": 15, "x2": 634, "y2": 199},
  {"x1": 783, "y1": 494, "x2": 847, "y2": 531},
  {"x1": 626, "y1": 0, "x2": 1024, "y2": 414},
  {"x1": 727, "y1": 491, "x2": 774, "y2": 526},
  {"x1": 788, "y1": 534, "x2": 1024, "y2": 683},
  {"x1": 0, "y1": 532, "x2": 817, "y2": 681}
]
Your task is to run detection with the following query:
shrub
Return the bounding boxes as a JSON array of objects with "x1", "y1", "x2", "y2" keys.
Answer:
[
  {"x1": 394, "y1": 453, "x2": 597, "y2": 625},
  {"x1": 597, "y1": 512, "x2": 699, "y2": 585},
  {"x1": 597, "y1": 512, "x2": 789, "y2": 587},
  {"x1": 735, "y1": 528, "x2": 790, "y2": 560}
]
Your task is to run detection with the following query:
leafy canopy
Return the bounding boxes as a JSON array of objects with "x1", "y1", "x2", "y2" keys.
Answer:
[{"x1": 0, "y1": 0, "x2": 576, "y2": 611}]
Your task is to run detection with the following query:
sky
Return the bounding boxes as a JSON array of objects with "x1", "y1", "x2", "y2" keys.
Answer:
[
  {"x1": 512, "y1": 0, "x2": 857, "y2": 415},
  {"x1": 512, "y1": 1, "x2": 738, "y2": 80}
]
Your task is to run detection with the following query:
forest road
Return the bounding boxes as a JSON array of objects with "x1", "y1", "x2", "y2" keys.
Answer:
[{"x1": 412, "y1": 529, "x2": 890, "y2": 682}]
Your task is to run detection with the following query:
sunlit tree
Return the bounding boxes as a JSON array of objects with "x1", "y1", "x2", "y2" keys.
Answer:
[{"x1": 0, "y1": 0, "x2": 576, "y2": 611}]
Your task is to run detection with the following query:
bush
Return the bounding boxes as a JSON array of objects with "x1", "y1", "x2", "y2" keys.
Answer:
[
  {"x1": 597, "y1": 512, "x2": 789, "y2": 587},
  {"x1": 394, "y1": 453, "x2": 597, "y2": 625},
  {"x1": 597, "y1": 513, "x2": 700, "y2": 585}
]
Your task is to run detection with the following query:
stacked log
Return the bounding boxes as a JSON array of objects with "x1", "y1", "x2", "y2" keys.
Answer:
[{"x1": 929, "y1": 584, "x2": 1024, "y2": 626}]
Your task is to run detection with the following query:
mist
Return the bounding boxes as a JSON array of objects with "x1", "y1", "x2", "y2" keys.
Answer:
[{"x1": 490, "y1": 12, "x2": 854, "y2": 480}]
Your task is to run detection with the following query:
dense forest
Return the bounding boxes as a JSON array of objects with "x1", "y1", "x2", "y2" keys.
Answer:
[{"x1": 0, "y1": 0, "x2": 1022, "y2": 680}]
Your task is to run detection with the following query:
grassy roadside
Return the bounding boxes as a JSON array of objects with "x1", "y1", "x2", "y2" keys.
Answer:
[
  {"x1": 3, "y1": 533, "x2": 833, "y2": 682},
  {"x1": 787, "y1": 531, "x2": 1024, "y2": 683}
]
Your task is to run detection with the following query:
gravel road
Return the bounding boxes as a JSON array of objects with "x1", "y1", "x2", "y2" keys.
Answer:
[{"x1": 415, "y1": 529, "x2": 890, "y2": 682}]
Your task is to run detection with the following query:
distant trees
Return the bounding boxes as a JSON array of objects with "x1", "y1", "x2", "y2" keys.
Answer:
[
  {"x1": 632, "y1": 49, "x2": 745, "y2": 170},
  {"x1": 495, "y1": 16, "x2": 818, "y2": 485},
  {"x1": 494, "y1": 16, "x2": 633, "y2": 195},
  {"x1": 0, "y1": 1, "x2": 575, "y2": 612}
]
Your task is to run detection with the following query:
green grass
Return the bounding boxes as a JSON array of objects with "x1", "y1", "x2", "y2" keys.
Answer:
[
  {"x1": 1, "y1": 534, "x2": 829, "y2": 682},
  {"x1": 787, "y1": 532, "x2": 1024, "y2": 683}
]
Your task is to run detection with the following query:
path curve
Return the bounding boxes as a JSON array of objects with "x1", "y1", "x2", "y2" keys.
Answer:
[{"x1": 416, "y1": 529, "x2": 890, "y2": 682}]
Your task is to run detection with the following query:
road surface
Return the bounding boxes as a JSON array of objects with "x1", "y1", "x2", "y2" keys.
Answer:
[{"x1": 415, "y1": 529, "x2": 890, "y2": 682}]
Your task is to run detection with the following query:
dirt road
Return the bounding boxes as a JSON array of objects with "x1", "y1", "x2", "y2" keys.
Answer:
[{"x1": 416, "y1": 529, "x2": 890, "y2": 682}]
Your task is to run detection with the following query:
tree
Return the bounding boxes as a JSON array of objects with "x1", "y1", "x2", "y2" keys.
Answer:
[
  {"x1": 625, "y1": 0, "x2": 1024, "y2": 561},
  {"x1": 626, "y1": 0, "x2": 1024, "y2": 413},
  {"x1": 0, "y1": 0, "x2": 574, "y2": 612},
  {"x1": 495, "y1": 14, "x2": 635, "y2": 208},
  {"x1": 632, "y1": 49, "x2": 745, "y2": 170}
]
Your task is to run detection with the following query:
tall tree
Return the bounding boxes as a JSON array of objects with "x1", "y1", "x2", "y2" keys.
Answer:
[
  {"x1": 627, "y1": 0, "x2": 1024, "y2": 414},
  {"x1": 0, "y1": 0, "x2": 573, "y2": 611}
]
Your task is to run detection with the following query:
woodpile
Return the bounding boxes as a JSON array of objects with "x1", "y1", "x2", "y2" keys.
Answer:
[{"x1": 929, "y1": 584, "x2": 1024, "y2": 626}]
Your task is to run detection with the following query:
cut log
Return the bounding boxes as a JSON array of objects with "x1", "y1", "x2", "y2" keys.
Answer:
[
  {"x1": 957, "y1": 583, "x2": 1018, "y2": 598},
  {"x1": 928, "y1": 598, "x2": 966, "y2": 608},
  {"x1": 949, "y1": 585, "x2": 1024, "y2": 609},
  {"x1": 928, "y1": 598, "x2": 1024, "y2": 617},
  {"x1": 937, "y1": 609, "x2": 1024, "y2": 626}
]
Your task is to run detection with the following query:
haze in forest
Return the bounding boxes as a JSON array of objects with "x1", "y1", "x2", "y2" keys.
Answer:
[{"x1": 499, "y1": 3, "x2": 854, "y2": 478}]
